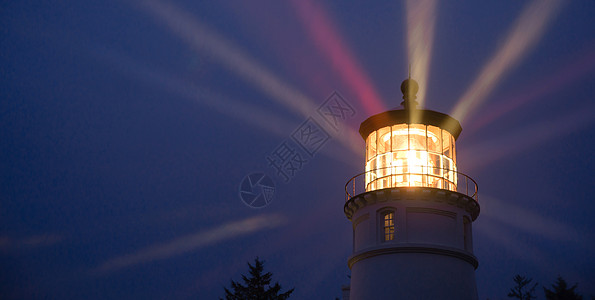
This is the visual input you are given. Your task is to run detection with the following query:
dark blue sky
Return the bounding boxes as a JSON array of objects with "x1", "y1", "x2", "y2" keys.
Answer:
[{"x1": 1, "y1": 1, "x2": 594, "y2": 299}]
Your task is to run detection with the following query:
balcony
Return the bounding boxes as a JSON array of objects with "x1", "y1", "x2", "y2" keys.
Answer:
[{"x1": 345, "y1": 166, "x2": 478, "y2": 202}]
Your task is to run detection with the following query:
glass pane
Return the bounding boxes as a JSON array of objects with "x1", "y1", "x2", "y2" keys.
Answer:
[
  {"x1": 378, "y1": 177, "x2": 389, "y2": 189},
  {"x1": 409, "y1": 124, "x2": 427, "y2": 150},
  {"x1": 451, "y1": 135, "x2": 456, "y2": 164},
  {"x1": 391, "y1": 124, "x2": 408, "y2": 151},
  {"x1": 365, "y1": 158, "x2": 375, "y2": 185},
  {"x1": 442, "y1": 130, "x2": 452, "y2": 158},
  {"x1": 447, "y1": 157, "x2": 457, "y2": 187},
  {"x1": 367, "y1": 180, "x2": 376, "y2": 191},
  {"x1": 377, "y1": 153, "x2": 391, "y2": 177},
  {"x1": 444, "y1": 181, "x2": 453, "y2": 191},
  {"x1": 366, "y1": 158, "x2": 375, "y2": 173},
  {"x1": 384, "y1": 213, "x2": 395, "y2": 241},
  {"x1": 428, "y1": 153, "x2": 442, "y2": 176},
  {"x1": 384, "y1": 213, "x2": 392, "y2": 222},
  {"x1": 393, "y1": 152, "x2": 407, "y2": 174},
  {"x1": 366, "y1": 131, "x2": 377, "y2": 162},
  {"x1": 409, "y1": 150, "x2": 426, "y2": 186},
  {"x1": 408, "y1": 150, "x2": 427, "y2": 172},
  {"x1": 427, "y1": 175, "x2": 442, "y2": 189},
  {"x1": 442, "y1": 157, "x2": 452, "y2": 175},
  {"x1": 427, "y1": 125, "x2": 442, "y2": 153},
  {"x1": 377, "y1": 126, "x2": 391, "y2": 154}
]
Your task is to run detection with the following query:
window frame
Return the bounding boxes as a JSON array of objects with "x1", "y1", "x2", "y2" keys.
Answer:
[{"x1": 378, "y1": 209, "x2": 396, "y2": 243}]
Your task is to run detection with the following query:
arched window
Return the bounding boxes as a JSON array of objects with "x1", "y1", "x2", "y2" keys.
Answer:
[{"x1": 382, "y1": 212, "x2": 395, "y2": 242}]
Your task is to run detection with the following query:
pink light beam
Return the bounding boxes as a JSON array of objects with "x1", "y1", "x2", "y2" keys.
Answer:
[{"x1": 290, "y1": 0, "x2": 386, "y2": 115}]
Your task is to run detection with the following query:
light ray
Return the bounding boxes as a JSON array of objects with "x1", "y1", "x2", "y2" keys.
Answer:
[
  {"x1": 460, "y1": 103, "x2": 595, "y2": 171},
  {"x1": 90, "y1": 45, "x2": 362, "y2": 167},
  {"x1": 405, "y1": 0, "x2": 437, "y2": 109},
  {"x1": 476, "y1": 217, "x2": 548, "y2": 266},
  {"x1": 451, "y1": 0, "x2": 562, "y2": 124},
  {"x1": 480, "y1": 195, "x2": 581, "y2": 242},
  {"x1": 466, "y1": 48, "x2": 595, "y2": 135},
  {"x1": 88, "y1": 45, "x2": 295, "y2": 137},
  {"x1": 290, "y1": 0, "x2": 386, "y2": 115},
  {"x1": 93, "y1": 214, "x2": 286, "y2": 273},
  {"x1": 135, "y1": 0, "x2": 318, "y2": 118},
  {"x1": 134, "y1": 0, "x2": 363, "y2": 157},
  {"x1": 0, "y1": 234, "x2": 63, "y2": 251}
]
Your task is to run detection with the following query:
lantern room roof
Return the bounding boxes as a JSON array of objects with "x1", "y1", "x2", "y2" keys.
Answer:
[
  {"x1": 359, "y1": 109, "x2": 462, "y2": 140},
  {"x1": 359, "y1": 77, "x2": 462, "y2": 140}
]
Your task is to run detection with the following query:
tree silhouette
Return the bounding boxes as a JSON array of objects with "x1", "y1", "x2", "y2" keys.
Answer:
[
  {"x1": 544, "y1": 276, "x2": 583, "y2": 300},
  {"x1": 222, "y1": 257, "x2": 294, "y2": 300},
  {"x1": 508, "y1": 274, "x2": 538, "y2": 300}
]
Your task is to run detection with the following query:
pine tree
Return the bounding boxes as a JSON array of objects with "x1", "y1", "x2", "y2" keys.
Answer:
[
  {"x1": 508, "y1": 275, "x2": 538, "y2": 300},
  {"x1": 222, "y1": 257, "x2": 294, "y2": 300},
  {"x1": 544, "y1": 276, "x2": 583, "y2": 300}
]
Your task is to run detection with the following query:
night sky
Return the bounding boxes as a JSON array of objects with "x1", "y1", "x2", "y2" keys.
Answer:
[{"x1": 2, "y1": 1, "x2": 595, "y2": 299}]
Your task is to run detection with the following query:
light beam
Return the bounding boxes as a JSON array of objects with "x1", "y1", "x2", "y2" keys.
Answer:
[
  {"x1": 88, "y1": 45, "x2": 295, "y2": 137},
  {"x1": 290, "y1": 0, "x2": 386, "y2": 115},
  {"x1": 136, "y1": 0, "x2": 318, "y2": 119},
  {"x1": 134, "y1": 0, "x2": 363, "y2": 158},
  {"x1": 460, "y1": 103, "x2": 595, "y2": 171},
  {"x1": 451, "y1": 0, "x2": 562, "y2": 124},
  {"x1": 466, "y1": 47, "x2": 595, "y2": 135},
  {"x1": 405, "y1": 0, "x2": 437, "y2": 109},
  {"x1": 89, "y1": 45, "x2": 363, "y2": 167},
  {"x1": 480, "y1": 195, "x2": 580, "y2": 242},
  {"x1": 93, "y1": 214, "x2": 286, "y2": 273}
]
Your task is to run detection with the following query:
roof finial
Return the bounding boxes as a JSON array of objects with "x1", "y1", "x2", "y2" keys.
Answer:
[{"x1": 400, "y1": 69, "x2": 419, "y2": 110}]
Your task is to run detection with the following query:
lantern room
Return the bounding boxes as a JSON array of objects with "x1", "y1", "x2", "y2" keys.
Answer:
[{"x1": 358, "y1": 78, "x2": 463, "y2": 193}]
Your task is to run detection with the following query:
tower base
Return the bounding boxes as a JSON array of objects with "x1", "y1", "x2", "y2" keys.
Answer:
[{"x1": 348, "y1": 245, "x2": 478, "y2": 300}]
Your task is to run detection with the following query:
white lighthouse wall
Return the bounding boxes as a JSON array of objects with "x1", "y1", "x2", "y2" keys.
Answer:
[
  {"x1": 406, "y1": 207, "x2": 457, "y2": 247},
  {"x1": 349, "y1": 252, "x2": 478, "y2": 300},
  {"x1": 351, "y1": 200, "x2": 471, "y2": 253},
  {"x1": 353, "y1": 214, "x2": 372, "y2": 251},
  {"x1": 348, "y1": 196, "x2": 478, "y2": 300}
]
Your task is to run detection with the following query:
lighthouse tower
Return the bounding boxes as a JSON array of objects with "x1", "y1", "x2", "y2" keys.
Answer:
[{"x1": 344, "y1": 78, "x2": 480, "y2": 299}]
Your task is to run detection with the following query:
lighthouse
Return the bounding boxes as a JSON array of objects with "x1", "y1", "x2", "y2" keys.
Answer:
[{"x1": 343, "y1": 78, "x2": 480, "y2": 299}]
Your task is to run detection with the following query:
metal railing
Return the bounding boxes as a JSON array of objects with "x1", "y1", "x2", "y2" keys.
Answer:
[{"x1": 345, "y1": 166, "x2": 478, "y2": 202}]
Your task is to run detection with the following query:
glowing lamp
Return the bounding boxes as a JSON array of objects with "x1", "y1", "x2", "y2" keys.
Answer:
[{"x1": 359, "y1": 78, "x2": 462, "y2": 193}]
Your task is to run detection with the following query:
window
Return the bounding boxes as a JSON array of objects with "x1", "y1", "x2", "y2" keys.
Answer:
[{"x1": 382, "y1": 212, "x2": 395, "y2": 242}]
